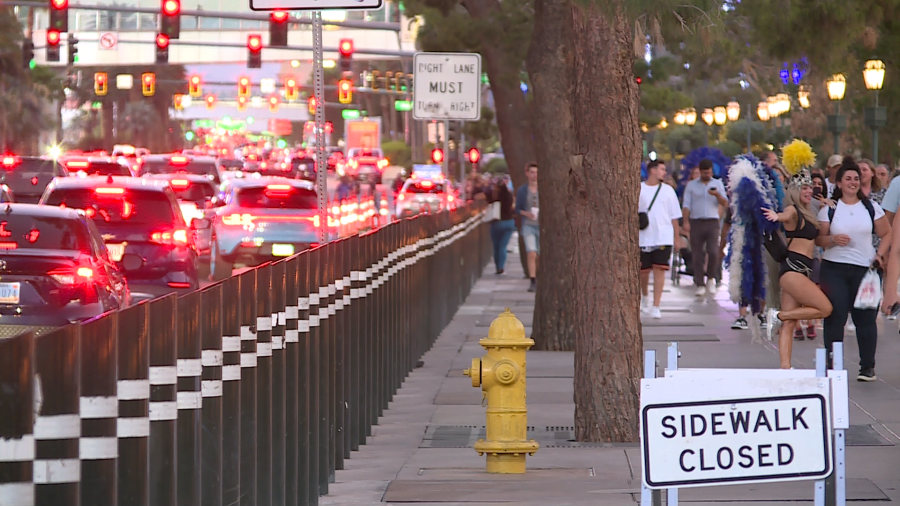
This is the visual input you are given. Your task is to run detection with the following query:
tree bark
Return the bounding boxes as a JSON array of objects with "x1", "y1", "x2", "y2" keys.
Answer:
[{"x1": 528, "y1": 0, "x2": 643, "y2": 442}]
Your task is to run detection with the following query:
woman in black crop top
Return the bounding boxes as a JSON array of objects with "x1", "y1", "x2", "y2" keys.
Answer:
[{"x1": 761, "y1": 169, "x2": 833, "y2": 369}]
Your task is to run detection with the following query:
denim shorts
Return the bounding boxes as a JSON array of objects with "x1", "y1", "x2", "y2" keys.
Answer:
[{"x1": 521, "y1": 224, "x2": 540, "y2": 254}]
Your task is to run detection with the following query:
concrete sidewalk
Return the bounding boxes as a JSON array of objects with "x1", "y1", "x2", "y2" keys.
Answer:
[{"x1": 320, "y1": 260, "x2": 900, "y2": 505}]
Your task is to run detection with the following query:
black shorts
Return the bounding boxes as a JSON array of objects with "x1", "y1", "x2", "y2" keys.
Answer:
[
  {"x1": 640, "y1": 246, "x2": 672, "y2": 271},
  {"x1": 779, "y1": 251, "x2": 814, "y2": 278}
]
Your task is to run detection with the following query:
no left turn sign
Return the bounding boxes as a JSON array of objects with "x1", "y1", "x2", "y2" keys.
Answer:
[{"x1": 99, "y1": 33, "x2": 118, "y2": 50}]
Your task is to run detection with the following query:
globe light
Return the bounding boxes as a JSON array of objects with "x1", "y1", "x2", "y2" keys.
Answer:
[
  {"x1": 726, "y1": 101, "x2": 740, "y2": 121},
  {"x1": 659, "y1": 118, "x2": 668, "y2": 129},
  {"x1": 776, "y1": 93, "x2": 791, "y2": 115},
  {"x1": 757, "y1": 101, "x2": 770, "y2": 121},
  {"x1": 713, "y1": 106, "x2": 727, "y2": 125},
  {"x1": 674, "y1": 110, "x2": 686, "y2": 125},
  {"x1": 863, "y1": 59, "x2": 885, "y2": 91},
  {"x1": 767, "y1": 96, "x2": 779, "y2": 118},
  {"x1": 685, "y1": 108, "x2": 697, "y2": 126},
  {"x1": 798, "y1": 86, "x2": 810, "y2": 109},
  {"x1": 702, "y1": 108, "x2": 714, "y2": 126},
  {"x1": 826, "y1": 74, "x2": 846, "y2": 101}
]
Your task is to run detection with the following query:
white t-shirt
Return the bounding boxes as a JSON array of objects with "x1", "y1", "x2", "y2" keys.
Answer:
[
  {"x1": 639, "y1": 182, "x2": 681, "y2": 248},
  {"x1": 817, "y1": 199, "x2": 885, "y2": 267}
]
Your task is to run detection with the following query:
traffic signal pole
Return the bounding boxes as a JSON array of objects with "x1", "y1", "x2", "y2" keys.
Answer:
[
  {"x1": 313, "y1": 12, "x2": 327, "y2": 247},
  {"x1": 443, "y1": 119, "x2": 449, "y2": 180}
]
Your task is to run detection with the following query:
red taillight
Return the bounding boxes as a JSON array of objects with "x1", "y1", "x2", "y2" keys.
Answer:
[
  {"x1": 2, "y1": 156, "x2": 19, "y2": 168},
  {"x1": 398, "y1": 193, "x2": 405, "y2": 201},
  {"x1": 0, "y1": 241, "x2": 17, "y2": 250},
  {"x1": 167, "y1": 282, "x2": 192, "y2": 288},
  {"x1": 151, "y1": 229, "x2": 189, "y2": 246},
  {"x1": 170, "y1": 179, "x2": 190, "y2": 189},
  {"x1": 66, "y1": 160, "x2": 90, "y2": 169},
  {"x1": 267, "y1": 184, "x2": 291, "y2": 191},
  {"x1": 95, "y1": 187, "x2": 125, "y2": 195},
  {"x1": 49, "y1": 266, "x2": 94, "y2": 285},
  {"x1": 170, "y1": 155, "x2": 189, "y2": 165},
  {"x1": 421, "y1": 181, "x2": 434, "y2": 188}
]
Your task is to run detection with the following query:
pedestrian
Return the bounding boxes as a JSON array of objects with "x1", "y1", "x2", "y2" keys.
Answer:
[
  {"x1": 639, "y1": 160, "x2": 683, "y2": 319},
  {"x1": 824, "y1": 154, "x2": 843, "y2": 198},
  {"x1": 762, "y1": 148, "x2": 833, "y2": 369},
  {"x1": 816, "y1": 157, "x2": 891, "y2": 382},
  {"x1": 760, "y1": 152, "x2": 786, "y2": 326},
  {"x1": 488, "y1": 177, "x2": 516, "y2": 275},
  {"x1": 859, "y1": 158, "x2": 885, "y2": 205},
  {"x1": 516, "y1": 163, "x2": 540, "y2": 292},
  {"x1": 875, "y1": 163, "x2": 891, "y2": 192},
  {"x1": 682, "y1": 159, "x2": 728, "y2": 297}
]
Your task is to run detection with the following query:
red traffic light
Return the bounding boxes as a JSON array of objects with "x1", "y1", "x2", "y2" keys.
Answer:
[
  {"x1": 339, "y1": 39, "x2": 353, "y2": 57},
  {"x1": 162, "y1": 0, "x2": 180, "y2": 15},
  {"x1": 467, "y1": 148, "x2": 480, "y2": 163},
  {"x1": 248, "y1": 34, "x2": 262, "y2": 52},
  {"x1": 431, "y1": 148, "x2": 444, "y2": 164},
  {"x1": 47, "y1": 29, "x2": 61, "y2": 45},
  {"x1": 635, "y1": 76, "x2": 642, "y2": 84},
  {"x1": 339, "y1": 80, "x2": 351, "y2": 92},
  {"x1": 143, "y1": 73, "x2": 155, "y2": 86},
  {"x1": 156, "y1": 33, "x2": 170, "y2": 48},
  {"x1": 239, "y1": 77, "x2": 249, "y2": 86},
  {"x1": 51, "y1": 0, "x2": 68, "y2": 8},
  {"x1": 271, "y1": 10, "x2": 288, "y2": 22},
  {"x1": 95, "y1": 73, "x2": 107, "y2": 85}
]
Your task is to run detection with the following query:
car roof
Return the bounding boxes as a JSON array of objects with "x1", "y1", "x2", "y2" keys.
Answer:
[
  {"x1": 0, "y1": 202, "x2": 86, "y2": 220},
  {"x1": 144, "y1": 173, "x2": 216, "y2": 183},
  {"x1": 48, "y1": 175, "x2": 173, "y2": 192},
  {"x1": 141, "y1": 154, "x2": 217, "y2": 163},
  {"x1": 225, "y1": 177, "x2": 316, "y2": 191}
]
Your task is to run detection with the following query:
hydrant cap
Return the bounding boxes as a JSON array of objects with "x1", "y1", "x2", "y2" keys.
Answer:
[{"x1": 480, "y1": 308, "x2": 535, "y2": 348}]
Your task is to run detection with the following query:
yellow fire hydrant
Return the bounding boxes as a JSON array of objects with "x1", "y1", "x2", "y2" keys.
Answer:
[{"x1": 463, "y1": 309, "x2": 539, "y2": 473}]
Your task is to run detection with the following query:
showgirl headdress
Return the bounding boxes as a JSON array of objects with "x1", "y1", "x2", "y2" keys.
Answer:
[{"x1": 781, "y1": 139, "x2": 816, "y2": 189}]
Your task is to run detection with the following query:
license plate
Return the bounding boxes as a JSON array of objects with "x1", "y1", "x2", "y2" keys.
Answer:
[
  {"x1": 0, "y1": 282, "x2": 20, "y2": 304},
  {"x1": 272, "y1": 244, "x2": 294, "y2": 257},
  {"x1": 107, "y1": 243, "x2": 125, "y2": 261}
]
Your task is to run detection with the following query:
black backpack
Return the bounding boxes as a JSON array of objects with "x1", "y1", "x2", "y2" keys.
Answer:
[{"x1": 827, "y1": 198, "x2": 876, "y2": 229}]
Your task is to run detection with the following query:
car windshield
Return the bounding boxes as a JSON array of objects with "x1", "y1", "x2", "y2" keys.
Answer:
[
  {"x1": 406, "y1": 182, "x2": 444, "y2": 194},
  {"x1": 71, "y1": 162, "x2": 130, "y2": 176},
  {"x1": 142, "y1": 158, "x2": 219, "y2": 181},
  {"x1": 0, "y1": 214, "x2": 88, "y2": 251},
  {"x1": 44, "y1": 188, "x2": 176, "y2": 227},
  {"x1": 170, "y1": 181, "x2": 216, "y2": 202},
  {"x1": 236, "y1": 186, "x2": 317, "y2": 210},
  {"x1": 1, "y1": 158, "x2": 65, "y2": 196},
  {"x1": 291, "y1": 158, "x2": 315, "y2": 170}
]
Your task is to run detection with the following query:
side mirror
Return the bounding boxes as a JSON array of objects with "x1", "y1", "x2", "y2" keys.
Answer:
[{"x1": 192, "y1": 218, "x2": 211, "y2": 229}]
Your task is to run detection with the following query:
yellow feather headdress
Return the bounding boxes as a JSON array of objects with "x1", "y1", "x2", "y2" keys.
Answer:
[{"x1": 781, "y1": 139, "x2": 816, "y2": 176}]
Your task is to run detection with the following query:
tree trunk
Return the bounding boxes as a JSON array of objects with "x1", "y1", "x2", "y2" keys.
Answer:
[{"x1": 528, "y1": 0, "x2": 643, "y2": 442}]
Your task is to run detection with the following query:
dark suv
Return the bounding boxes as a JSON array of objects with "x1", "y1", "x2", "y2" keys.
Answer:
[
  {"x1": 0, "y1": 204, "x2": 130, "y2": 326},
  {"x1": 0, "y1": 155, "x2": 69, "y2": 203},
  {"x1": 40, "y1": 176, "x2": 200, "y2": 301}
]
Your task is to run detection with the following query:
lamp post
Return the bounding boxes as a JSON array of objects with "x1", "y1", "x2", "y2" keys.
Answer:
[
  {"x1": 701, "y1": 108, "x2": 713, "y2": 146},
  {"x1": 863, "y1": 59, "x2": 886, "y2": 162},
  {"x1": 798, "y1": 85, "x2": 811, "y2": 109},
  {"x1": 826, "y1": 73, "x2": 847, "y2": 154},
  {"x1": 685, "y1": 108, "x2": 697, "y2": 126}
]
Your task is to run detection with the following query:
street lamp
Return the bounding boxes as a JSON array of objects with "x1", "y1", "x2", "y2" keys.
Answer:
[
  {"x1": 826, "y1": 73, "x2": 847, "y2": 154},
  {"x1": 685, "y1": 108, "x2": 697, "y2": 126},
  {"x1": 863, "y1": 59, "x2": 887, "y2": 162},
  {"x1": 674, "y1": 110, "x2": 686, "y2": 125},
  {"x1": 659, "y1": 118, "x2": 668, "y2": 129},
  {"x1": 714, "y1": 106, "x2": 727, "y2": 126},
  {"x1": 757, "y1": 101, "x2": 770, "y2": 122},
  {"x1": 767, "y1": 96, "x2": 779, "y2": 119},
  {"x1": 702, "y1": 108, "x2": 714, "y2": 126},
  {"x1": 798, "y1": 85, "x2": 811, "y2": 109},
  {"x1": 726, "y1": 101, "x2": 740, "y2": 122}
]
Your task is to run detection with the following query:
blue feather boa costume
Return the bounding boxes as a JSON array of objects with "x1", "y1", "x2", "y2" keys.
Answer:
[
  {"x1": 678, "y1": 147, "x2": 733, "y2": 197},
  {"x1": 726, "y1": 155, "x2": 780, "y2": 314}
]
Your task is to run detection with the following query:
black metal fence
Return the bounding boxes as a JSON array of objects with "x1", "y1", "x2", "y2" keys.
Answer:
[{"x1": 0, "y1": 205, "x2": 489, "y2": 506}]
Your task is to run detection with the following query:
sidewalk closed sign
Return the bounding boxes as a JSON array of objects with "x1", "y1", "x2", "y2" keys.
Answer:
[{"x1": 641, "y1": 377, "x2": 832, "y2": 489}]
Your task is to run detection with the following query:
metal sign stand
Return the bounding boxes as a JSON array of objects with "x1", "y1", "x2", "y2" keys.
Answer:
[
  {"x1": 313, "y1": 11, "x2": 327, "y2": 243},
  {"x1": 443, "y1": 119, "x2": 449, "y2": 180}
]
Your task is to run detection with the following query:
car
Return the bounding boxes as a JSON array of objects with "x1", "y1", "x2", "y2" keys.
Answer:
[
  {"x1": 40, "y1": 176, "x2": 201, "y2": 301},
  {"x1": 396, "y1": 178, "x2": 454, "y2": 218},
  {"x1": 0, "y1": 204, "x2": 130, "y2": 326},
  {"x1": 344, "y1": 149, "x2": 388, "y2": 185},
  {"x1": 0, "y1": 155, "x2": 69, "y2": 204},
  {"x1": 142, "y1": 173, "x2": 220, "y2": 259},
  {"x1": 209, "y1": 178, "x2": 320, "y2": 280},
  {"x1": 63, "y1": 156, "x2": 134, "y2": 177},
  {"x1": 139, "y1": 154, "x2": 222, "y2": 185},
  {"x1": 291, "y1": 155, "x2": 317, "y2": 181}
]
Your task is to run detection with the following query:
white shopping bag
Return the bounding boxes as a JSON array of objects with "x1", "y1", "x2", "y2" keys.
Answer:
[{"x1": 853, "y1": 268, "x2": 882, "y2": 310}]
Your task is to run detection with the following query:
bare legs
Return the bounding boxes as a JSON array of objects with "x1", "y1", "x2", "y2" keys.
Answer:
[{"x1": 777, "y1": 272, "x2": 834, "y2": 369}]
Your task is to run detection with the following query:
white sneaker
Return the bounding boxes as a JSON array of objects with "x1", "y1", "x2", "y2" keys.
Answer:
[
  {"x1": 696, "y1": 286, "x2": 707, "y2": 297},
  {"x1": 650, "y1": 307, "x2": 662, "y2": 319},
  {"x1": 706, "y1": 279, "x2": 717, "y2": 296},
  {"x1": 847, "y1": 320, "x2": 856, "y2": 332},
  {"x1": 641, "y1": 297, "x2": 651, "y2": 314}
]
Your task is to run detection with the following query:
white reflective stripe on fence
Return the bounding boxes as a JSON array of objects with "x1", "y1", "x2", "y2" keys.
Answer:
[
  {"x1": 177, "y1": 359, "x2": 202, "y2": 377},
  {"x1": 117, "y1": 380, "x2": 150, "y2": 400},
  {"x1": 149, "y1": 366, "x2": 177, "y2": 385},
  {"x1": 149, "y1": 401, "x2": 178, "y2": 421},
  {"x1": 34, "y1": 415, "x2": 80, "y2": 440},
  {"x1": 80, "y1": 396, "x2": 118, "y2": 419},
  {"x1": 117, "y1": 417, "x2": 150, "y2": 438},
  {"x1": 202, "y1": 350, "x2": 223, "y2": 367},
  {"x1": 33, "y1": 458, "x2": 80, "y2": 484},
  {"x1": 202, "y1": 380, "x2": 223, "y2": 398},
  {"x1": 177, "y1": 391, "x2": 202, "y2": 409},
  {"x1": 0, "y1": 435, "x2": 34, "y2": 461},
  {"x1": 222, "y1": 365, "x2": 241, "y2": 381},
  {"x1": 222, "y1": 336, "x2": 241, "y2": 352},
  {"x1": 80, "y1": 437, "x2": 118, "y2": 460}
]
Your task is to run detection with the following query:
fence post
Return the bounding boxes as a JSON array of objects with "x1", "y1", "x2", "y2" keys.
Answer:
[
  {"x1": 117, "y1": 303, "x2": 151, "y2": 506},
  {"x1": 80, "y1": 315, "x2": 118, "y2": 506},
  {"x1": 348, "y1": 235, "x2": 363, "y2": 451},
  {"x1": 200, "y1": 284, "x2": 224, "y2": 506},
  {"x1": 238, "y1": 269, "x2": 258, "y2": 506},
  {"x1": 271, "y1": 260, "x2": 287, "y2": 506},
  {"x1": 148, "y1": 295, "x2": 177, "y2": 506},
  {"x1": 255, "y1": 264, "x2": 273, "y2": 506},
  {"x1": 176, "y1": 291, "x2": 202, "y2": 506},
  {"x1": 334, "y1": 239, "x2": 348, "y2": 467},
  {"x1": 296, "y1": 252, "x2": 317, "y2": 506},
  {"x1": 308, "y1": 246, "x2": 327, "y2": 496},
  {"x1": 338, "y1": 238, "x2": 354, "y2": 457},
  {"x1": 0, "y1": 330, "x2": 35, "y2": 506},
  {"x1": 220, "y1": 275, "x2": 242, "y2": 506},
  {"x1": 283, "y1": 256, "x2": 300, "y2": 506}
]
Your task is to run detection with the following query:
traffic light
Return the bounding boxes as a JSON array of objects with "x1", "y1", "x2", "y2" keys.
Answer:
[
  {"x1": 238, "y1": 76, "x2": 251, "y2": 99},
  {"x1": 155, "y1": 33, "x2": 169, "y2": 64},
  {"x1": 94, "y1": 72, "x2": 108, "y2": 96},
  {"x1": 371, "y1": 70, "x2": 380, "y2": 91},
  {"x1": 22, "y1": 39, "x2": 34, "y2": 69},
  {"x1": 247, "y1": 34, "x2": 262, "y2": 69},
  {"x1": 188, "y1": 75, "x2": 201, "y2": 97},
  {"x1": 269, "y1": 11, "x2": 288, "y2": 47},
  {"x1": 431, "y1": 148, "x2": 444, "y2": 164},
  {"x1": 338, "y1": 38, "x2": 353, "y2": 72},
  {"x1": 338, "y1": 79, "x2": 352, "y2": 104},
  {"x1": 142, "y1": 72, "x2": 156, "y2": 97},
  {"x1": 284, "y1": 77, "x2": 298, "y2": 101},
  {"x1": 467, "y1": 147, "x2": 480, "y2": 164},
  {"x1": 67, "y1": 33, "x2": 78, "y2": 65},
  {"x1": 161, "y1": 0, "x2": 181, "y2": 39},
  {"x1": 49, "y1": 0, "x2": 68, "y2": 32},
  {"x1": 237, "y1": 96, "x2": 248, "y2": 111},
  {"x1": 205, "y1": 94, "x2": 216, "y2": 109},
  {"x1": 268, "y1": 95, "x2": 280, "y2": 112},
  {"x1": 173, "y1": 94, "x2": 184, "y2": 111},
  {"x1": 46, "y1": 29, "x2": 61, "y2": 62},
  {"x1": 308, "y1": 96, "x2": 317, "y2": 115}
]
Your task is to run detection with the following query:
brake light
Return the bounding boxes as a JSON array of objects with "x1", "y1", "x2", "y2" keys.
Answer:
[
  {"x1": 0, "y1": 241, "x2": 16, "y2": 250},
  {"x1": 398, "y1": 193, "x2": 405, "y2": 201},
  {"x1": 448, "y1": 195, "x2": 454, "y2": 202},
  {"x1": 170, "y1": 179, "x2": 190, "y2": 189},
  {"x1": 95, "y1": 187, "x2": 125, "y2": 195},
  {"x1": 76, "y1": 267, "x2": 93, "y2": 278},
  {"x1": 170, "y1": 155, "x2": 189, "y2": 165},
  {"x1": 49, "y1": 266, "x2": 94, "y2": 285},
  {"x1": 167, "y1": 282, "x2": 192, "y2": 288},
  {"x1": 66, "y1": 160, "x2": 89, "y2": 169},
  {"x1": 222, "y1": 213, "x2": 252, "y2": 227},
  {"x1": 267, "y1": 184, "x2": 291, "y2": 191},
  {"x1": 151, "y1": 228, "x2": 190, "y2": 245},
  {"x1": 421, "y1": 181, "x2": 434, "y2": 188},
  {"x1": 312, "y1": 215, "x2": 320, "y2": 228},
  {"x1": 2, "y1": 156, "x2": 19, "y2": 168}
]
